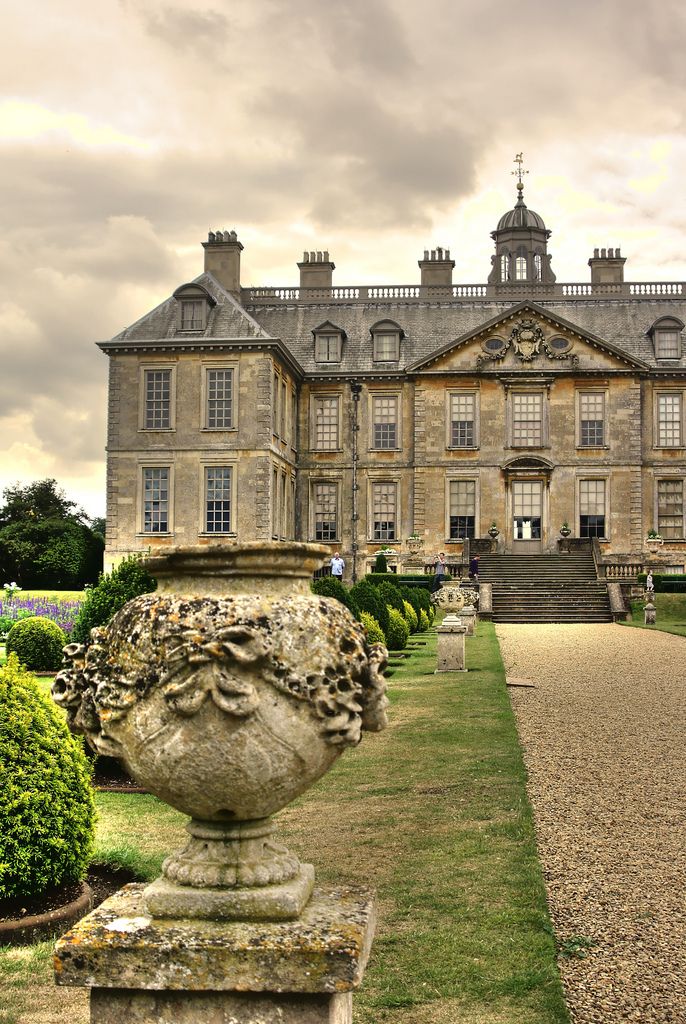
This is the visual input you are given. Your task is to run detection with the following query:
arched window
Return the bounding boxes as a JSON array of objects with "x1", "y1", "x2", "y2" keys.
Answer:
[
  {"x1": 500, "y1": 253, "x2": 510, "y2": 282},
  {"x1": 514, "y1": 247, "x2": 527, "y2": 282}
]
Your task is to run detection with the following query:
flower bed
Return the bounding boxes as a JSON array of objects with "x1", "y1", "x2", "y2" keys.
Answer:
[{"x1": 0, "y1": 594, "x2": 83, "y2": 639}]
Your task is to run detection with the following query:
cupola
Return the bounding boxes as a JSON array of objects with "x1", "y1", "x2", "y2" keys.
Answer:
[{"x1": 488, "y1": 154, "x2": 555, "y2": 289}]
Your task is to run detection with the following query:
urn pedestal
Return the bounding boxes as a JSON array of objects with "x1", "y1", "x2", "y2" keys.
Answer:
[{"x1": 53, "y1": 543, "x2": 388, "y2": 1022}]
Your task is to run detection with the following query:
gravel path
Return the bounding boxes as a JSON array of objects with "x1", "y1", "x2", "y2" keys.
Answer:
[{"x1": 496, "y1": 623, "x2": 686, "y2": 1024}]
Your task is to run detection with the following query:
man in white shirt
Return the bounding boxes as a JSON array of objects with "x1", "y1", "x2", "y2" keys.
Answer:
[{"x1": 330, "y1": 553, "x2": 345, "y2": 580}]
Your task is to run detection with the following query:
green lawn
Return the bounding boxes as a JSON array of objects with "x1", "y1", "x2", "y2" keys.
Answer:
[
  {"x1": 0, "y1": 623, "x2": 569, "y2": 1024},
  {"x1": 621, "y1": 592, "x2": 686, "y2": 638}
]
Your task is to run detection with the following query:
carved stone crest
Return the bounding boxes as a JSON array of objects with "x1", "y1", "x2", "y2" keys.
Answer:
[{"x1": 511, "y1": 318, "x2": 545, "y2": 361}]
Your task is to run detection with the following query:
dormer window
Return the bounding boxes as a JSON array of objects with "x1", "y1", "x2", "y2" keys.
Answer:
[
  {"x1": 313, "y1": 322, "x2": 345, "y2": 363},
  {"x1": 371, "y1": 320, "x2": 404, "y2": 362},
  {"x1": 181, "y1": 300, "x2": 204, "y2": 330},
  {"x1": 649, "y1": 316, "x2": 684, "y2": 360},
  {"x1": 173, "y1": 283, "x2": 216, "y2": 333}
]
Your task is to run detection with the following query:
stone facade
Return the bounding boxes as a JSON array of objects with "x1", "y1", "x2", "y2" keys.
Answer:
[{"x1": 100, "y1": 190, "x2": 686, "y2": 577}]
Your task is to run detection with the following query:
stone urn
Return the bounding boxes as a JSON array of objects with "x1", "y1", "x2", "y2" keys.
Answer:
[
  {"x1": 432, "y1": 583, "x2": 467, "y2": 613},
  {"x1": 53, "y1": 543, "x2": 388, "y2": 921},
  {"x1": 487, "y1": 524, "x2": 499, "y2": 540}
]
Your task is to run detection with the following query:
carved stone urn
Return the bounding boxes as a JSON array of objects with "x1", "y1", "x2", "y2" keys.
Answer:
[
  {"x1": 53, "y1": 543, "x2": 388, "y2": 921},
  {"x1": 432, "y1": 583, "x2": 467, "y2": 612}
]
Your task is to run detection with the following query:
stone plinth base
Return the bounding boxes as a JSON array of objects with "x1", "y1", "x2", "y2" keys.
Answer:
[
  {"x1": 90, "y1": 989, "x2": 352, "y2": 1023},
  {"x1": 144, "y1": 863, "x2": 315, "y2": 921},
  {"x1": 55, "y1": 884, "x2": 375, "y2": 1023},
  {"x1": 460, "y1": 606, "x2": 476, "y2": 636},
  {"x1": 436, "y1": 615, "x2": 467, "y2": 672}
]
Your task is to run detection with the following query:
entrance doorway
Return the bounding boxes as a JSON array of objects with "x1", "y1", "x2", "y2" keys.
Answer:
[{"x1": 512, "y1": 479, "x2": 543, "y2": 553}]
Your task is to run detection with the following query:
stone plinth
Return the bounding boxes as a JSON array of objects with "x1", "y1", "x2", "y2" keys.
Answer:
[
  {"x1": 435, "y1": 614, "x2": 467, "y2": 672},
  {"x1": 460, "y1": 605, "x2": 476, "y2": 636},
  {"x1": 55, "y1": 884, "x2": 375, "y2": 1024}
]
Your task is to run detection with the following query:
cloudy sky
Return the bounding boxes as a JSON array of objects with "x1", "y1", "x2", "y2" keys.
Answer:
[{"x1": 2, "y1": 0, "x2": 686, "y2": 518}]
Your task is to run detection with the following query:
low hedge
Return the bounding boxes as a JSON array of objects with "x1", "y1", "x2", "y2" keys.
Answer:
[
  {"x1": 637, "y1": 573, "x2": 686, "y2": 593},
  {"x1": 365, "y1": 573, "x2": 433, "y2": 592}
]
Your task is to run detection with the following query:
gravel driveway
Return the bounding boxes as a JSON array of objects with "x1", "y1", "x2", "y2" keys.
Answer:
[{"x1": 496, "y1": 623, "x2": 686, "y2": 1024}]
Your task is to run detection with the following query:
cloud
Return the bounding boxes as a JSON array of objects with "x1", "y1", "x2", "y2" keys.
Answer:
[{"x1": 3, "y1": 0, "x2": 686, "y2": 516}]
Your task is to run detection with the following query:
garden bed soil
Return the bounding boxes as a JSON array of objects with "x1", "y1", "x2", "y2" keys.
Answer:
[
  {"x1": 90, "y1": 754, "x2": 148, "y2": 793},
  {"x1": 0, "y1": 865, "x2": 138, "y2": 945}
]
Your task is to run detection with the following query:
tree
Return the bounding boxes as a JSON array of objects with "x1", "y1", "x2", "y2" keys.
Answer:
[
  {"x1": 0, "y1": 479, "x2": 86, "y2": 527},
  {"x1": 0, "y1": 480, "x2": 103, "y2": 589}
]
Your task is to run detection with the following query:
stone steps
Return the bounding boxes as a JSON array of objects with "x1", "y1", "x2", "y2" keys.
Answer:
[{"x1": 474, "y1": 553, "x2": 612, "y2": 623}]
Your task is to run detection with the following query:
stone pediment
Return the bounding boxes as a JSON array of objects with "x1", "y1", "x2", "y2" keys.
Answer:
[{"x1": 408, "y1": 301, "x2": 650, "y2": 374}]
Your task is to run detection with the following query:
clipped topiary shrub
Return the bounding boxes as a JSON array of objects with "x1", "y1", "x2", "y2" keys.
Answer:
[
  {"x1": 71, "y1": 554, "x2": 156, "y2": 645},
  {"x1": 6, "y1": 616, "x2": 66, "y2": 671},
  {"x1": 350, "y1": 579, "x2": 390, "y2": 637},
  {"x1": 386, "y1": 607, "x2": 410, "y2": 650},
  {"x1": 376, "y1": 579, "x2": 405, "y2": 616},
  {"x1": 403, "y1": 599, "x2": 419, "y2": 633},
  {"x1": 311, "y1": 576, "x2": 360, "y2": 617},
  {"x1": 419, "y1": 608, "x2": 430, "y2": 632},
  {"x1": 0, "y1": 654, "x2": 95, "y2": 901},
  {"x1": 373, "y1": 552, "x2": 388, "y2": 573},
  {"x1": 360, "y1": 611, "x2": 385, "y2": 645}
]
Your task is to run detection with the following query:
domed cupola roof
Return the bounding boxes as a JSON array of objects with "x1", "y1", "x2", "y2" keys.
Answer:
[
  {"x1": 487, "y1": 155, "x2": 556, "y2": 287},
  {"x1": 497, "y1": 189, "x2": 547, "y2": 232}
]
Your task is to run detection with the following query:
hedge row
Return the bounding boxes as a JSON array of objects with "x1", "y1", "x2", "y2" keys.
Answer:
[
  {"x1": 637, "y1": 573, "x2": 686, "y2": 593},
  {"x1": 311, "y1": 574, "x2": 435, "y2": 651}
]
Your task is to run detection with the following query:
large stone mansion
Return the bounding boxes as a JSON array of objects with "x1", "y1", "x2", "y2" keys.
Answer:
[{"x1": 100, "y1": 174, "x2": 686, "y2": 579}]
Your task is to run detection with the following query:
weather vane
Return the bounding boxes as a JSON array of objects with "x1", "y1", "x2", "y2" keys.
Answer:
[{"x1": 512, "y1": 152, "x2": 528, "y2": 191}]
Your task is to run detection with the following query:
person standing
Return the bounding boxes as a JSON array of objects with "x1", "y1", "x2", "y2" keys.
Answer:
[
  {"x1": 432, "y1": 551, "x2": 447, "y2": 592},
  {"x1": 330, "y1": 552, "x2": 345, "y2": 581},
  {"x1": 469, "y1": 553, "x2": 480, "y2": 581}
]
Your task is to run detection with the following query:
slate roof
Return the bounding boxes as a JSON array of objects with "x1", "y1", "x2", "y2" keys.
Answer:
[
  {"x1": 108, "y1": 273, "x2": 272, "y2": 343},
  {"x1": 246, "y1": 294, "x2": 686, "y2": 375},
  {"x1": 101, "y1": 269, "x2": 686, "y2": 376}
]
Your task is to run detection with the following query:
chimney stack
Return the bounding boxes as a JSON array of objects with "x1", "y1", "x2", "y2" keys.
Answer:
[
  {"x1": 418, "y1": 247, "x2": 455, "y2": 297},
  {"x1": 202, "y1": 229, "x2": 243, "y2": 298},
  {"x1": 588, "y1": 245, "x2": 626, "y2": 288},
  {"x1": 297, "y1": 250, "x2": 335, "y2": 292}
]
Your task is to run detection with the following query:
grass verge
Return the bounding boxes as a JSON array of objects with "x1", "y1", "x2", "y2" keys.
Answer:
[
  {"x1": 620, "y1": 592, "x2": 686, "y2": 638},
  {"x1": 0, "y1": 622, "x2": 568, "y2": 1024}
]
